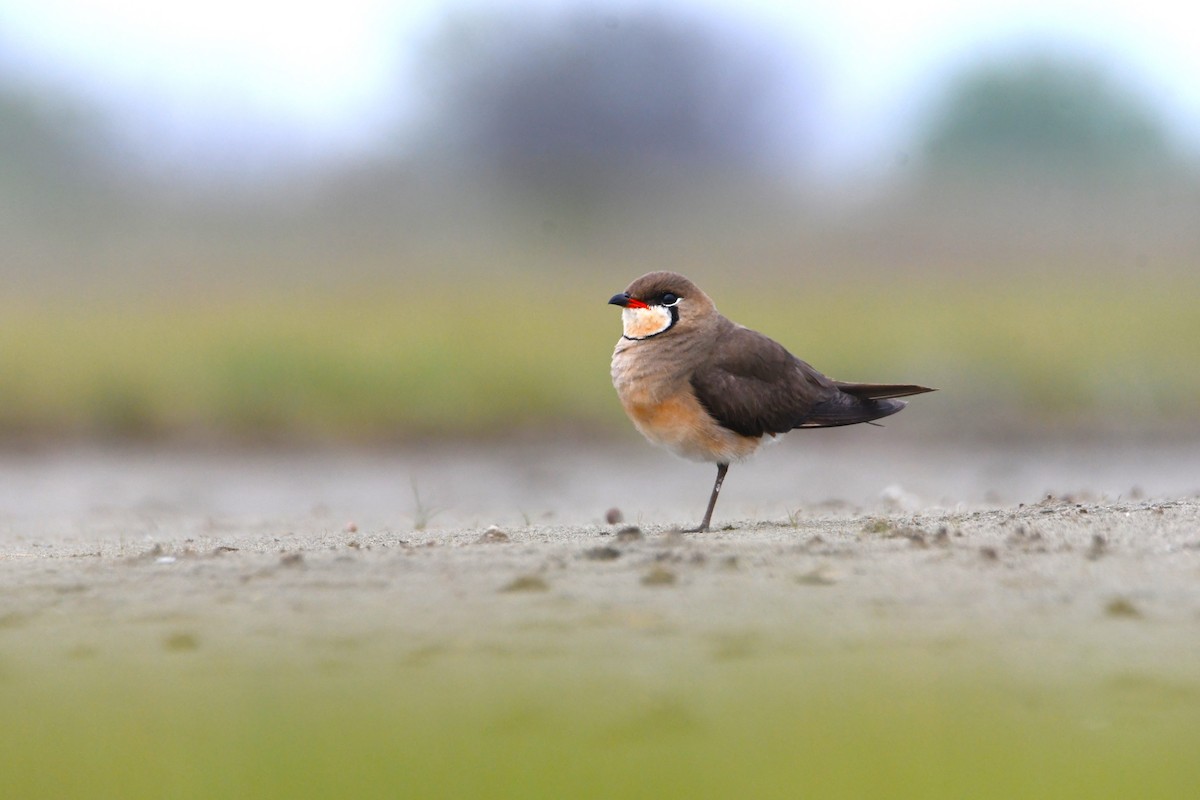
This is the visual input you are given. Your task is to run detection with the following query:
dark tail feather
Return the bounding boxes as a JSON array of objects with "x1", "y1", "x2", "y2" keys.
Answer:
[
  {"x1": 795, "y1": 382, "x2": 936, "y2": 429},
  {"x1": 832, "y1": 382, "x2": 937, "y2": 400},
  {"x1": 795, "y1": 395, "x2": 907, "y2": 428}
]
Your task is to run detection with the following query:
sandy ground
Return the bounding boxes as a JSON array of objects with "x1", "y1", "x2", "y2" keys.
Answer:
[{"x1": 2, "y1": 432, "x2": 1200, "y2": 681}]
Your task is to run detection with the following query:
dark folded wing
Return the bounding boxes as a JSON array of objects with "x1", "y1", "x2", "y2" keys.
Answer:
[
  {"x1": 690, "y1": 325, "x2": 936, "y2": 436},
  {"x1": 688, "y1": 326, "x2": 837, "y2": 438}
]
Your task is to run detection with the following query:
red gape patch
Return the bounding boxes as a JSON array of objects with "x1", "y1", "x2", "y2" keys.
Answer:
[{"x1": 625, "y1": 297, "x2": 649, "y2": 309}]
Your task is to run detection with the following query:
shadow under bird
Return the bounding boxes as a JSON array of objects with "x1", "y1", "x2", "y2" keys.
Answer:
[{"x1": 609, "y1": 271, "x2": 935, "y2": 532}]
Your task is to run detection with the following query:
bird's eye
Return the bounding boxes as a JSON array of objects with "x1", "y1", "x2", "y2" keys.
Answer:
[{"x1": 661, "y1": 293, "x2": 680, "y2": 306}]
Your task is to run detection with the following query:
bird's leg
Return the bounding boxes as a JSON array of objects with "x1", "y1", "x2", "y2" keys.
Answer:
[{"x1": 686, "y1": 462, "x2": 729, "y2": 533}]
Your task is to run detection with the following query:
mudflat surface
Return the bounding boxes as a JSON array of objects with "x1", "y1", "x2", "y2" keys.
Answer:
[
  {"x1": 4, "y1": 435, "x2": 1200, "y2": 800},
  {"x1": 2, "y1": 434, "x2": 1199, "y2": 678}
]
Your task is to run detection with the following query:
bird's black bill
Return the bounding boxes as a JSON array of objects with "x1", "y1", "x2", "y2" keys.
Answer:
[{"x1": 609, "y1": 292, "x2": 650, "y2": 309}]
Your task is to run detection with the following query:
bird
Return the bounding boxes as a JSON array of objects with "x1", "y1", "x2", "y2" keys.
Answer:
[{"x1": 609, "y1": 271, "x2": 935, "y2": 532}]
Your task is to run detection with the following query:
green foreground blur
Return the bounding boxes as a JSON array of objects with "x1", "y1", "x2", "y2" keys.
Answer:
[{"x1": 3, "y1": 634, "x2": 1197, "y2": 799}]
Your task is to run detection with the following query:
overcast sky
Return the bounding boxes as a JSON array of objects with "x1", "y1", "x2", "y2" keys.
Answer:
[{"x1": 2, "y1": 0, "x2": 1199, "y2": 178}]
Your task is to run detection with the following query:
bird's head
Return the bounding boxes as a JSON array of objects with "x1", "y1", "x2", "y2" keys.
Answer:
[{"x1": 608, "y1": 271, "x2": 714, "y2": 341}]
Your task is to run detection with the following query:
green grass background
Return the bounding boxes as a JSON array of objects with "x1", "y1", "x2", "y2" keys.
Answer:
[{"x1": 2, "y1": 274, "x2": 1196, "y2": 440}]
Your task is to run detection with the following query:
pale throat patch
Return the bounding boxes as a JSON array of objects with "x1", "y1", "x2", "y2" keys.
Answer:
[{"x1": 621, "y1": 306, "x2": 674, "y2": 340}]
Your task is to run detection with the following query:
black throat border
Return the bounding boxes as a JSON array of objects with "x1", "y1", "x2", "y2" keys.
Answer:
[{"x1": 622, "y1": 306, "x2": 679, "y2": 341}]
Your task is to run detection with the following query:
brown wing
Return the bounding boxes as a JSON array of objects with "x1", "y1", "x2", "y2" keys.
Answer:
[
  {"x1": 690, "y1": 324, "x2": 932, "y2": 436},
  {"x1": 688, "y1": 325, "x2": 840, "y2": 438}
]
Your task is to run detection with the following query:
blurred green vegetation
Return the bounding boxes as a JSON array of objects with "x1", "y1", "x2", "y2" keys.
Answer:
[
  {"x1": 3, "y1": 635, "x2": 1198, "y2": 799},
  {"x1": 922, "y1": 56, "x2": 1175, "y2": 180},
  {"x1": 1, "y1": 275, "x2": 1196, "y2": 442},
  {"x1": 4, "y1": 29, "x2": 1200, "y2": 444}
]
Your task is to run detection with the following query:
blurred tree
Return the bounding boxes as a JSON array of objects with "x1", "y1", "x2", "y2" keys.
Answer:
[
  {"x1": 0, "y1": 82, "x2": 115, "y2": 221},
  {"x1": 2, "y1": 93, "x2": 82, "y2": 183},
  {"x1": 411, "y1": 7, "x2": 811, "y2": 193},
  {"x1": 922, "y1": 55, "x2": 1174, "y2": 181}
]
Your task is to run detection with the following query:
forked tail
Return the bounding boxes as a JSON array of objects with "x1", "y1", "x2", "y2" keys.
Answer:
[{"x1": 796, "y1": 382, "x2": 937, "y2": 429}]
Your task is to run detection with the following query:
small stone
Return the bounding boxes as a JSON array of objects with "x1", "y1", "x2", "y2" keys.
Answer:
[
  {"x1": 583, "y1": 546, "x2": 621, "y2": 561},
  {"x1": 477, "y1": 526, "x2": 510, "y2": 544},
  {"x1": 605, "y1": 507, "x2": 624, "y2": 524},
  {"x1": 796, "y1": 567, "x2": 838, "y2": 586},
  {"x1": 344, "y1": 521, "x2": 358, "y2": 533},
  {"x1": 500, "y1": 575, "x2": 549, "y2": 593},
  {"x1": 1105, "y1": 597, "x2": 1142, "y2": 618},
  {"x1": 280, "y1": 552, "x2": 304, "y2": 567},
  {"x1": 980, "y1": 546, "x2": 999, "y2": 562},
  {"x1": 155, "y1": 555, "x2": 177, "y2": 565},
  {"x1": 164, "y1": 632, "x2": 199, "y2": 653},
  {"x1": 615, "y1": 526, "x2": 643, "y2": 542},
  {"x1": 641, "y1": 566, "x2": 677, "y2": 586}
]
